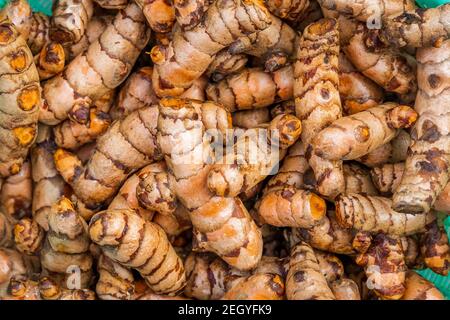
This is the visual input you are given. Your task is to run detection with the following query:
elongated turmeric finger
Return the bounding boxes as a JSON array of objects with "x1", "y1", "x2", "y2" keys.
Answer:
[{"x1": 402, "y1": 271, "x2": 445, "y2": 300}]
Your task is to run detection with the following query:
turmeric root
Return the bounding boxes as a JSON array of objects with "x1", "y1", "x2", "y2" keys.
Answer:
[
  {"x1": 27, "y1": 12, "x2": 49, "y2": 55},
  {"x1": 312, "y1": 103, "x2": 417, "y2": 161},
  {"x1": 336, "y1": 194, "x2": 436, "y2": 236},
  {"x1": 152, "y1": 206, "x2": 192, "y2": 237},
  {"x1": 93, "y1": 0, "x2": 128, "y2": 9},
  {"x1": 392, "y1": 40, "x2": 450, "y2": 214},
  {"x1": 135, "y1": 0, "x2": 175, "y2": 33},
  {"x1": 157, "y1": 98, "x2": 263, "y2": 270},
  {"x1": 31, "y1": 125, "x2": 69, "y2": 230},
  {"x1": 54, "y1": 108, "x2": 111, "y2": 150},
  {"x1": 228, "y1": 14, "x2": 297, "y2": 72},
  {"x1": 380, "y1": 4, "x2": 450, "y2": 48},
  {"x1": 110, "y1": 66, "x2": 159, "y2": 120},
  {"x1": 343, "y1": 163, "x2": 378, "y2": 196},
  {"x1": 2, "y1": 278, "x2": 41, "y2": 300},
  {"x1": 0, "y1": 0, "x2": 32, "y2": 40},
  {"x1": 285, "y1": 211, "x2": 355, "y2": 255},
  {"x1": 222, "y1": 273, "x2": 285, "y2": 300},
  {"x1": 0, "y1": 21, "x2": 41, "y2": 178},
  {"x1": 39, "y1": 3, "x2": 150, "y2": 125},
  {"x1": 0, "y1": 248, "x2": 40, "y2": 296},
  {"x1": 67, "y1": 15, "x2": 113, "y2": 61},
  {"x1": 173, "y1": 0, "x2": 209, "y2": 30},
  {"x1": 271, "y1": 100, "x2": 295, "y2": 118},
  {"x1": 294, "y1": 18, "x2": 344, "y2": 199},
  {"x1": 206, "y1": 49, "x2": 248, "y2": 82},
  {"x1": 315, "y1": 251, "x2": 344, "y2": 283},
  {"x1": 0, "y1": 211, "x2": 15, "y2": 247},
  {"x1": 330, "y1": 278, "x2": 361, "y2": 300},
  {"x1": 184, "y1": 252, "x2": 248, "y2": 300},
  {"x1": 151, "y1": 0, "x2": 271, "y2": 97},
  {"x1": 401, "y1": 271, "x2": 445, "y2": 300},
  {"x1": 232, "y1": 108, "x2": 270, "y2": 129},
  {"x1": 50, "y1": 0, "x2": 94, "y2": 45},
  {"x1": 317, "y1": 0, "x2": 416, "y2": 22},
  {"x1": 13, "y1": 218, "x2": 45, "y2": 255},
  {"x1": 286, "y1": 242, "x2": 335, "y2": 300},
  {"x1": 207, "y1": 114, "x2": 302, "y2": 198},
  {"x1": 54, "y1": 105, "x2": 160, "y2": 211},
  {"x1": 34, "y1": 42, "x2": 65, "y2": 81},
  {"x1": 89, "y1": 209, "x2": 187, "y2": 295},
  {"x1": 40, "y1": 197, "x2": 93, "y2": 289},
  {"x1": 264, "y1": 0, "x2": 310, "y2": 22},
  {"x1": 356, "y1": 233, "x2": 406, "y2": 300},
  {"x1": 108, "y1": 166, "x2": 156, "y2": 221},
  {"x1": 343, "y1": 22, "x2": 417, "y2": 96},
  {"x1": 206, "y1": 66, "x2": 294, "y2": 112},
  {"x1": 96, "y1": 254, "x2": 135, "y2": 300},
  {"x1": 0, "y1": 160, "x2": 32, "y2": 219},
  {"x1": 338, "y1": 53, "x2": 384, "y2": 115},
  {"x1": 420, "y1": 220, "x2": 449, "y2": 276},
  {"x1": 38, "y1": 277, "x2": 96, "y2": 300}
]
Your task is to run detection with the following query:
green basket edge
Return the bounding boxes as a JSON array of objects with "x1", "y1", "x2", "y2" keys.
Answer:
[{"x1": 0, "y1": 0, "x2": 52, "y2": 15}]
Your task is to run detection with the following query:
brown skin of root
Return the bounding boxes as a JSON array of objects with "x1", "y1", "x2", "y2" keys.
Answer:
[
  {"x1": 392, "y1": 39, "x2": 450, "y2": 214},
  {"x1": 89, "y1": 209, "x2": 186, "y2": 295},
  {"x1": 110, "y1": 66, "x2": 159, "y2": 120},
  {"x1": 207, "y1": 114, "x2": 301, "y2": 198},
  {"x1": 93, "y1": 0, "x2": 128, "y2": 9},
  {"x1": 286, "y1": 242, "x2": 335, "y2": 300},
  {"x1": 152, "y1": 0, "x2": 272, "y2": 97},
  {"x1": 336, "y1": 194, "x2": 436, "y2": 236},
  {"x1": 0, "y1": 22, "x2": 41, "y2": 178},
  {"x1": 0, "y1": 0, "x2": 32, "y2": 40},
  {"x1": 27, "y1": 13, "x2": 49, "y2": 55},
  {"x1": 3, "y1": 278, "x2": 41, "y2": 300},
  {"x1": 420, "y1": 221, "x2": 450, "y2": 276},
  {"x1": 221, "y1": 273, "x2": 285, "y2": 300},
  {"x1": 96, "y1": 254, "x2": 135, "y2": 300},
  {"x1": 0, "y1": 211, "x2": 15, "y2": 248},
  {"x1": 356, "y1": 233, "x2": 407, "y2": 300},
  {"x1": 257, "y1": 187, "x2": 326, "y2": 228},
  {"x1": 174, "y1": 0, "x2": 209, "y2": 31},
  {"x1": 0, "y1": 160, "x2": 32, "y2": 219},
  {"x1": 206, "y1": 66, "x2": 294, "y2": 112},
  {"x1": 343, "y1": 162, "x2": 378, "y2": 195},
  {"x1": 264, "y1": 0, "x2": 310, "y2": 22},
  {"x1": 232, "y1": 108, "x2": 271, "y2": 129},
  {"x1": 50, "y1": 0, "x2": 94, "y2": 45},
  {"x1": 401, "y1": 271, "x2": 444, "y2": 300},
  {"x1": 135, "y1": 0, "x2": 175, "y2": 33},
  {"x1": 38, "y1": 277, "x2": 96, "y2": 300},
  {"x1": 315, "y1": 251, "x2": 344, "y2": 283},
  {"x1": 35, "y1": 42, "x2": 65, "y2": 80},
  {"x1": 312, "y1": 104, "x2": 417, "y2": 161},
  {"x1": 13, "y1": 218, "x2": 44, "y2": 255},
  {"x1": 206, "y1": 49, "x2": 248, "y2": 82},
  {"x1": 380, "y1": 4, "x2": 450, "y2": 48},
  {"x1": 330, "y1": 278, "x2": 361, "y2": 300}
]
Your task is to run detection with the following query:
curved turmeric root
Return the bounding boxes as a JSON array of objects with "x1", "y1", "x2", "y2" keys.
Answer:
[
  {"x1": 110, "y1": 67, "x2": 159, "y2": 120},
  {"x1": 174, "y1": 0, "x2": 209, "y2": 31},
  {"x1": 206, "y1": 49, "x2": 248, "y2": 82},
  {"x1": 343, "y1": 163, "x2": 378, "y2": 195},
  {"x1": 50, "y1": 0, "x2": 94, "y2": 45},
  {"x1": 336, "y1": 194, "x2": 436, "y2": 236},
  {"x1": 343, "y1": 23, "x2": 417, "y2": 96},
  {"x1": 338, "y1": 53, "x2": 384, "y2": 115},
  {"x1": 420, "y1": 220, "x2": 450, "y2": 276},
  {"x1": 54, "y1": 106, "x2": 160, "y2": 211},
  {"x1": 330, "y1": 278, "x2": 361, "y2": 300},
  {"x1": 38, "y1": 277, "x2": 96, "y2": 300},
  {"x1": 135, "y1": 0, "x2": 175, "y2": 33},
  {"x1": 207, "y1": 114, "x2": 302, "y2": 197},
  {"x1": 0, "y1": 0, "x2": 32, "y2": 40},
  {"x1": 356, "y1": 233, "x2": 406, "y2": 300},
  {"x1": 392, "y1": 40, "x2": 450, "y2": 214},
  {"x1": 294, "y1": 18, "x2": 344, "y2": 199},
  {"x1": 286, "y1": 242, "x2": 335, "y2": 300},
  {"x1": 40, "y1": 197, "x2": 93, "y2": 289},
  {"x1": 96, "y1": 254, "x2": 135, "y2": 300},
  {"x1": 380, "y1": 4, "x2": 450, "y2": 48},
  {"x1": 264, "y1": 0, "x2": 310, "y2": 22},
  {"x1": 402, "y1": 271, "x2": 445, "y2": 300},
  {"x1": 312, "y1": 104, "x2": 417, "y2": 161},
  {"x1": 151, "y1": 0, "x2": 271, "y2": 97},
  {"x1": 34, "y1": 42, "x2": 65, "y2": 81},
  {"x1": 286, "y1": 211, "x2": 355, "y2": 255},
  {"x1": 27, "y1": 12, "x2": 50, "y2": 55},
  {"x1": 0, "y1": 160, "x2": 32, "y2": 219},
  {"x1": 206, "y1": 66, "x2": 294, "y2": 112},
  {"x1": 13, "y1": 218, "x2": 45, "y2": 255},
  {"x1": 0, "y1": 21, "x2": 41, "y2": 178},
  {"x1": 89, "y1": 209, "x2": 187, "y2": 295},
  {"x1": 222, "y1": 273, "x2": 285, "y2": 300},
  {"x1": 40, "y1": 3, "x2": 150, "y2": 125}
]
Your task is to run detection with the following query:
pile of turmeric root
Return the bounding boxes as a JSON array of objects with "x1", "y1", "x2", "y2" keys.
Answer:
[{"x1": 0, "y1": 0, "x2": 448, "y2": 300}]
